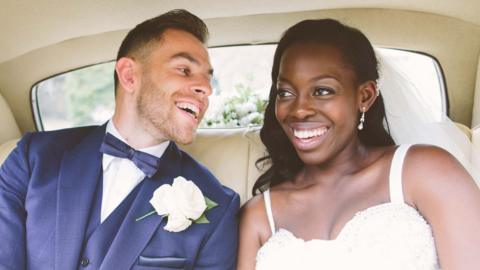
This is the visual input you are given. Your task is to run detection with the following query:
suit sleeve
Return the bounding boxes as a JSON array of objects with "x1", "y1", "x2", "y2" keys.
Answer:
[
  {"x1": 0, "y1": 134, "x2": 32, "y2": 270},
  {"x1": 194, "y1": 192, "x2": 240, "y2": 270}
]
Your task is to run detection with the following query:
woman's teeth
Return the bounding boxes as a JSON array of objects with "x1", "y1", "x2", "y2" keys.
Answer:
[{"x1": 293, "y1": 127, "x2": 328, "y2": 139}]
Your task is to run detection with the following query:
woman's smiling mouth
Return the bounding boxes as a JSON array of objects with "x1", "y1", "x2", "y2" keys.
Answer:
[{"x1": 291, "y1": 126, "x2": 330, "y2": 150}]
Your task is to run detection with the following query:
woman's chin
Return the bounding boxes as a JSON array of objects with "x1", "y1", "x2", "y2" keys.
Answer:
[
  {"x1": 296, "y1": 151, "x2": 327, "y2": 166},
  {"x1": 292, "y1": 139, "x2": 332, "y2": 165}
]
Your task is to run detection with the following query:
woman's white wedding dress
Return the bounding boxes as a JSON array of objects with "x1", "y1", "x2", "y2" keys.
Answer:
[{"x1": 256, "y1": 145, "x2": 441, "y2": 270}]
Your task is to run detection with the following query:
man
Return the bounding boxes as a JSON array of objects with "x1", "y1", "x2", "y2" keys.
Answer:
[{"x1": 0, "y1": 9, "x2": 239, "y2": 270}]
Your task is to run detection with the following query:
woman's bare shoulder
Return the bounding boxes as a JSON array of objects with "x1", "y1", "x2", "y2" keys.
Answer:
[
  {"x1": 402, "y1": 144, "x2": 479, "y2": 207},
  {"x1": 240, "y1": 193, "x2": 266, "y2": 220},
  {"x1": 404, "y1": 144, "x2": 468, "y2": 181},
  {"x1": 239, "y1": 192, "x2": 271, "y2": 241}
]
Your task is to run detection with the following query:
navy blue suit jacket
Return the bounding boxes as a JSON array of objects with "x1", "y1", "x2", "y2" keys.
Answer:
[{"x1": 0, "y1": 125, "x2": 239, "y2": 270}]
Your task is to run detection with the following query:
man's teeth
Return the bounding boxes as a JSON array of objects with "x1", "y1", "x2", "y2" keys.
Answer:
[
  {"x1": 176, "y1": 102, "x2": 199, "y2": 119},
  {"x1": 293, "y1": 128, "x2": 328, "y2": 139}
]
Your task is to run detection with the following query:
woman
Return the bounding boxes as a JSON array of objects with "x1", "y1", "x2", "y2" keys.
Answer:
[{"x1": 237, "y1": 19, "x2": 480, "y2": 269}]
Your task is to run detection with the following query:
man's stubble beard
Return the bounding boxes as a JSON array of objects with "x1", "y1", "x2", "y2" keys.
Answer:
[{"x1": 136, "y1": 80, "x2": 197, "y2": 145}]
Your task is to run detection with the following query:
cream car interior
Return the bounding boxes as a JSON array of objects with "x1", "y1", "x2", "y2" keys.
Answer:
[{"x1": 1, "y1": 1, "x2": 480, "y2": 203}]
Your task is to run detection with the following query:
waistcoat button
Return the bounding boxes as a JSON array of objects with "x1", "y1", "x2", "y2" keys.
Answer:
[{"x1": 80, "y1": 257, "x2": 90, "y2": 267}]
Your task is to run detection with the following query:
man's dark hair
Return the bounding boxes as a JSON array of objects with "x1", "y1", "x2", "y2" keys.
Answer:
[{"x1": 114, "y1": 9, "x2": 208, "y2": 90}]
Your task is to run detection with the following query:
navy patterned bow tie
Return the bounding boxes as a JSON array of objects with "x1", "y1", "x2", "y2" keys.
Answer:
[{"x1": 100, "y1": 133, "x2": 161, "y2": 178}]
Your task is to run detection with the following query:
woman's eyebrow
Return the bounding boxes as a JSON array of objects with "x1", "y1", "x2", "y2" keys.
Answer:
[
  {"x1": 308, "y1": 74, "x2": 339, "y2": 82},
  {"x1": 277, "y1": 74, "x2": 338, "y2": 84}
]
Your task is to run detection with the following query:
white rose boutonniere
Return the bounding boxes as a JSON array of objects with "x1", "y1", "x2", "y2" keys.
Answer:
[{"x1": 136, "y1": 176, "x2": 218, "y2": 232}]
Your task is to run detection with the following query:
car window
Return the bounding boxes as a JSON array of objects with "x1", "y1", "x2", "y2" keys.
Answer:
[
  {"x1": 32, "y1": 62, "x2": 116, "y2": 131},
  {"x1": 31, "y1": 46, "x2": 446, "y2": 131}
]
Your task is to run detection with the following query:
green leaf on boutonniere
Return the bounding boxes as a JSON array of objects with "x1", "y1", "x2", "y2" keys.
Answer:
[
  {"x1": 193, "y1": 197, "x2": 217, "y2": 224},
  {"x1": 194, "y1": 213, "x2": 209, "y2": 224},
  {"x1": 205, "y1": 196, "x2": 218, "y2": 210}
]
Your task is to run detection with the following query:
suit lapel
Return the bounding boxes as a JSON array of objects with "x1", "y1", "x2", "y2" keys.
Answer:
[
  {"x1": 55, "y1": 125, "x2": 106, "y2": 270},
  {"x1": 101, "y1": 142, "x2": 182, "y2": 270}
]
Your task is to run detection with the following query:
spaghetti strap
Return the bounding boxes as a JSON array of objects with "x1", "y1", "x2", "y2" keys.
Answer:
[
  {"x1": 389, "y1": 144, "x2": 412, "y2": 204},
  {"x1": 263, "y1": 189, "x2": 276, "y2": 235}
]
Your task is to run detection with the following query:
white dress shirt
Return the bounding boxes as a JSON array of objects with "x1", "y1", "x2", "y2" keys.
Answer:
[{"x1": 100, "y1": 120, "x2": 169, "y2": 223}]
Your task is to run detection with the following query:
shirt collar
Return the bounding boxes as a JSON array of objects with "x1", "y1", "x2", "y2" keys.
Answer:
[{"x1": 102, "y1": 120, "x2": 170, "y2": 169}]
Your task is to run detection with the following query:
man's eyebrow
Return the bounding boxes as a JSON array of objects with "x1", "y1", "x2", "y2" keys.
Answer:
[{"x1": 171, "y1": 52, "x2": 214, "y2": 75}]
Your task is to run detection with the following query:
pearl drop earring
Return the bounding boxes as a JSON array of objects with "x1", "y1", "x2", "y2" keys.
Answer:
[{"x1": 357, "y1": 107, "x2": 366, "y2": 130}]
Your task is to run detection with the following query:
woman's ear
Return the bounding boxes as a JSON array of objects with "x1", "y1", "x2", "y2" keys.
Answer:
[
  {"x1": 115, "y1": 57, "x2": 139, "y2": 94},
  {"x1": 357, "y1": 80, "x2": 378, "y2": 111}
]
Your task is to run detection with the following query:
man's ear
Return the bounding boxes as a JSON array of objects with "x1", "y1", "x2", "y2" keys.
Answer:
[
  {"x1": 357, "y1": 80, "x2": 378, "y2": 111},
  {"x1": 115, "y1": 57, "x2": 139, "y2": 94}
]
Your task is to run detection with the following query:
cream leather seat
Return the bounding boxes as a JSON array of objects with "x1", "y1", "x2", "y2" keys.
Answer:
[
  {"x1": 455, "y1": 122, "x2": 472, "y2": 141},
  {"x1": 472, "y1": 125, "x2": 480, "y2": 149},
  {"x1": 0, "y1": 93, "x2": 21, "y2": 164},
  {"x1": 0, "y1": 139, "x2": 19, "y2": 164},
  {"x1": 180, "y1": 127, "x2": 265, "y2": 204}
]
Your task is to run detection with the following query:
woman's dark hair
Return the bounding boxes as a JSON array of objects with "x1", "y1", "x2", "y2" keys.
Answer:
[{"x1": 253, "y1": 19, "x2": 395, "y2": 195}]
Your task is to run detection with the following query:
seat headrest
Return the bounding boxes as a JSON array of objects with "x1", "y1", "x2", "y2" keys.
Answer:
[{"x1": 0, "y1": 92, "x2": 21, "y2": 144}]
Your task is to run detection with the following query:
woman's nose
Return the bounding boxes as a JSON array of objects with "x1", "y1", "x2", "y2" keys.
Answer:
[{"x1": 291, "y1": 96, "x2": 315, "y2": 119}]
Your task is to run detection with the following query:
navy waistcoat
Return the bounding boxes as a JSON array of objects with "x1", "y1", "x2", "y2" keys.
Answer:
[{"x1": 78, "y1": 177, "x2": 142, "y2": 269}]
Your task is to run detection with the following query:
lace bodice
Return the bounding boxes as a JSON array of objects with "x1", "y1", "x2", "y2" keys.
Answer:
[{"x1": 256, "y1": 145, "x2": 441, "y2": 270}]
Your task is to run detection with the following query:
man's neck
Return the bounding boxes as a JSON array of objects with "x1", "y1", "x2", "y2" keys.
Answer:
[{"x1": 111, "y1": 115, "x2": 166, "y2": 149}]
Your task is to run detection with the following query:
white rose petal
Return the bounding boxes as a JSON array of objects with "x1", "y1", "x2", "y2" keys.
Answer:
[
  {"x1": 235, "y1": 102, "x2": 257, "y2": 117},
  {"x1": 172, "y1": 176, "x2": 207, "y2": 220},
  {"x1": 147, "y1": 176, "x2": 209, "y2": 233},
  {"x1": 239, "y1": 116, "x2": 251, "y2": 126},
  {"x1": 164, "y1": 213, "x2": 192, "y2": 232},
  {"x1": 244, "y1": 102, "x2": 257, "y2": 113},
  {"x1": 248, "y1": 111, "x2": 261, "y2": 121},
  {"x1": 149, "y1": 184, "x2": 175, "y2": 216}
]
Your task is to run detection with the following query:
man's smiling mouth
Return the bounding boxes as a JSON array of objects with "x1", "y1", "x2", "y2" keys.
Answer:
[{"x1": 176, "y1": 102, "x2": 200, "y2": 119}]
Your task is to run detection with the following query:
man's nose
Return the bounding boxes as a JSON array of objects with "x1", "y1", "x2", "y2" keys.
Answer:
[{"x1": 191, "y1": 75, "x2": 213, "y2": 96}]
